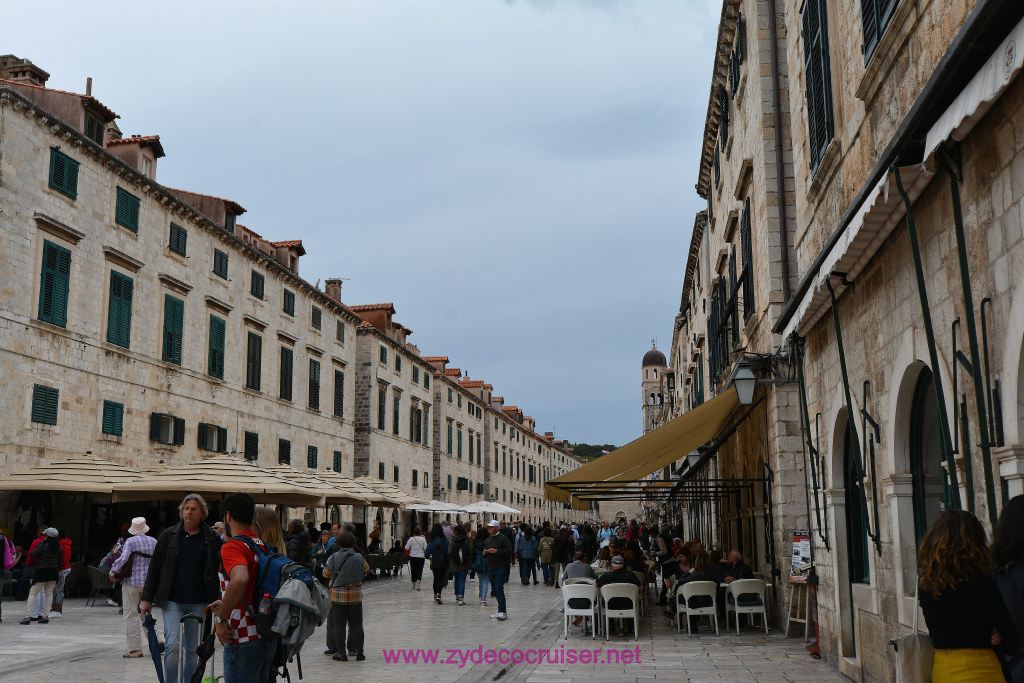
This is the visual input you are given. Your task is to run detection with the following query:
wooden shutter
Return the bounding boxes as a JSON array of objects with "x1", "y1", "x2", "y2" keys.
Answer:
[
  {"x1": 333, "y1": 369, "x2": 344, "y2": 417},
  {"x1": 741, "y1": 198, "x2": 755, "y2": 321},
  {"x1": 150, "y1": 413, "x2": 164, "y2": 441},
  {"x1": 283, "y1": 289, "x2": 295, "y2": 315},
  {"x1": 279, "y1": 438, "x2": 291, "y2": 465},
  {"x1": 102, "y1": 400, "x2": 123, "y2": 436},
  {"x1": 737, "y1": 14, "x2": 746, "y2": 63},
  {"x1": 217, "y1": 427, "x2": 228, "y2": 452},
  {"x1": 307, "y1": 445, "x2": 318, "y2": 468},
  {"x1": 116, "y1": 188, "x2": 140, "y2": 232},
  {"x1": 718, "y1": 85, "x2": 730, "y2": 145},
  {"x1": 31, "y1": 384, "x2": 59, "y2": 425},
  {"x1": 214, "y1": 250, "x2": 228, "y2": 279},
  {"x1": 336, "y1": 320, "x2": 345, "y2": 343},
  {"x1": 804, "y1": 0, "x2": 834, "y2": 170},
  {"x1": 308, "y1": 358, "x2": 320, "y2": 410},
  {"x1": 170, "y1": 223, "x2": 188, "y2": 256},
  {"x1": 861, "y1": 0, "x2": 878, "y2": 58},
  {"x1": 244, "y1": 431, "x2": 259, "y2": 460},
  {"x1": 39, "y1": 241, "x2": 71, "y2": 327},
  {"x1": 333, "y1": 451, "x2": 342, "y2": 473},
  {"x1": 251, "y1": 271, "x2": 264, "y2": 299},
  {"x1": 173, "y1": 417, "x2": 185, "y2": 445},
  {"x1": 208, "y1": 315, "x2": 225, "y2": 379},
  {"x1": 311, "y1": 306, "x2": 322, "y2": 330},
  {"x1": 107, "y1": 271, "x2": 133, "y2": 348},
  {"x1": 163, "y1": 295, "x2": 184, "y2": 364},
  {"x1": 246, "y1": 332, "x2": 262, "y2": 390},
  {"x1": 49, "y1": 149, "x2": 79, "y2": 198},
  {"x1": 197, "y1": 422, "x2": 209, "y2": 450},
  {"x1": 280, "y1": 346, "x2": 293, "y2": 400}
]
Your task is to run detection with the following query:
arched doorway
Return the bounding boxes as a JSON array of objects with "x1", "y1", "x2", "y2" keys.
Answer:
[
  {"x1": 909, "y1": 368, "x2": 945, "y2": 544},
  {"x1": 843, "y1": 421, "x2": 870, "y2": 585}
]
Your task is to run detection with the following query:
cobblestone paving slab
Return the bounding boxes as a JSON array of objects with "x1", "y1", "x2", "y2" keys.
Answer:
[{"x1": 0, "y1": 569, "x2": 848, "y2": 682}]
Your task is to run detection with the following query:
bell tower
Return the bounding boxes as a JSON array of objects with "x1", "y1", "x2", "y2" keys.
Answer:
[{"x1": 641, "y1": 340, "x2": 668, "y2": 435}]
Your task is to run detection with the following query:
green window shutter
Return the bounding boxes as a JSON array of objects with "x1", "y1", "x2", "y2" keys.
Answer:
[
  {"x1": 393, "y1": 395, "x2": 400, "y2": 434},
  {"x1": 336, "y1": 320, "x2": 345, "y2": 343},
  {"x1": 424, "y1": 373, "x2": 429, "y2": 389},
  {"x1": 173, "y1": 417, "x2": 185, "y2": 445},
  {"x1": 213, "y1": 250, "x2": 228, "y2": 279},
  {"x1": 804, "y1": 0, "x2": 835, "y2": 171},
  {"x1": 279, "y1": 346, "x2": 293, "y2": 400},
  {"x1": 31, "y1": 384, "x2": 59, "y2": 425},
  {"x1": 279, "y1": 438, "x2": 291, "y2": 465},
  {"x1": 250, "y1": 271, "x2": 264, "y2": 299},
  {"x1": 283, "y1": 289, "x2": 295, "y2": 316},
  {"x1": 106, "y1": 271, "x2": 133, "y2": 348},
  {"x1": 102, "y1": 400, "x2": 124, "y2": 436},
  {"x1": 380, "y1": 346, "x2": 387, "y2": 364},
  {"x1": 197, "y1": 422, "x2": 209, "y2": 450},
  {"x1": 208, "y1": 315, "x2": 226, "y2": 379},
  {"x1": 38, "y1": 240, "x2": 72, "y2": 327},
  {"x1": 48, "y1": 149, "x2": 79, "y2": 199},
  {"x1": 162, "y1": 295, "x2": 184, "y2": 365},
  {"x1": 150, "y1": 413, "x2": 164, "y2": 441},
  {"x1": 84, "y1": 113, "x2": 105, "y2": 145},
  {"x1": 308, "y1": 358, "x2": 321, "y2": 410},
  {"x1": 333, "y1": 450, "x2": 342, "y2": 473},
  {"x1": 311, "y1": 306, "x2": 322, "y2": 330},
  {"x1": 217, "y1": 426, "x2": 228, "y2": 452},
  {"x1": 244, "y1": 431, "x2": 259, "y2": 460},
  {"x1": 115, "y1": 188, "x2": 140, "y2": 232},
  {"x1": 333, "y1": 369, "x2": 344, "y2": 417},
  {"x1": 169, "y1": 223, "x2": 188, "y2": 256},
  {"x1": 307, "y1": 445, "x2": 318, "y2": 469},
  {"x1": 246, "y1": 332, "x2": 262, "y2": 390}
]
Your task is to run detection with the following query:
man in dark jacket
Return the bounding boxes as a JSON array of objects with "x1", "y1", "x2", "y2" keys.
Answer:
[
  {"x1": 722, "y1": 549, "x2": 753, "y2": 583},
  {"x1": 285, "y1": 519, "x2": 312, "y2": 567},
  {"x1": 483, "y1": 520, "x2": 512, "y2": 621},
  {"x1": 140, "y1": 494, "x2": 222, "y2": 683},
  {"x1": 596, "y1": 556, "x2": 642, "y2": 636}
]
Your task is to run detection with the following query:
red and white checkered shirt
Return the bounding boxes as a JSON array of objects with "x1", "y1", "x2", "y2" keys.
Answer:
[{"x1": 219, "y1": 533, "x2": 265, "y2": 644}]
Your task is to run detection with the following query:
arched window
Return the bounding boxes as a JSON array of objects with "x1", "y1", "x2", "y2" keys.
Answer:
[
  {"x1": 843, "y1": 421, "x2": 870, "y2": 584},
  {"x1": 910, "y1": 368, "x2": 946, "y2": 544},
  {"x1": 654, "y1": 369, "x2": 658, "y2": 378},
  {"x1": 650, "y1": 394, "x2": 656, "y2": 405},
  {"x1": 658, "y1": 393, "x2": 664, "y2": 405}
]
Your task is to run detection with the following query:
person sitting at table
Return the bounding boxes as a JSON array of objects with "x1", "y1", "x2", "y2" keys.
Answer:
[
  {"x1": 722, "y1": 549, "x2": 752, "y2": 583},
  {"x1": 596, "y1": 541, "x2": 620, "y2": 567},
  {"x1": 664, "y1": 554, "x2": 710, "y2": 629},
  {"x1": 561, "y1": 551, "x2": 596, "y2": 583},
  {"x1": 623, "y1": 539, "x2": 646, "y2": 573},
  {"x1": 596, "y1": 556, "x2": 643, "y2": 637}
]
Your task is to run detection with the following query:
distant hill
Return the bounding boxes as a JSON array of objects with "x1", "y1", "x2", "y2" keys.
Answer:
[{"x1": 570, "y1": 443, "x2": 618, "y2": 462}]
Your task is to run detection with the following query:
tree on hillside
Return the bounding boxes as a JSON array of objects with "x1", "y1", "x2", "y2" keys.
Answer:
[{"x1": 570, "y1": 443, "x2": 618, "y2": 462}]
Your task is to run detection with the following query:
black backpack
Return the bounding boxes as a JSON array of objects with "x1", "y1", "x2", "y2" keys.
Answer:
[{"x1": 453, "y1": 539, "x2": 469, "y2": 565}]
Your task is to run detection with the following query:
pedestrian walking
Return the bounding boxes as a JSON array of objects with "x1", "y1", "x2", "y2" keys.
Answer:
[
  {"x1": 472, "y1": 525, "x2": 490, "y2": 606},
  {"x1": 22, "y1": 527, "x2": 48, "y2": 619},
  {"x1": 20, "y1": 527, "x2": 60, "y2": 624},
  {"x1": 447, "y1": 523, "x2": 473, "y2": 606},
  {"x1": 516, "y1": 525, "x2": 539, "y2": 585},
  {"x1": 991, "y1": 495, "x2": 1024, "y2": 681},
  {"x1": 483, "y1": 520, "x2": 512, "y2": 621},
  {"x1": 140, "y1": 494, "x2": 222, "y2": 683},
  {"x1": 285, "y1": 519, "x2": 312, "y2": 568},
  {"x1": 323, "y1": 531, "x2": 368, "y2": 662},
  {"x1": 49, "y1": 529, "x2": 72, "y2": 617},
  {"x1": 212, "y1": 492, "x2": 276, "y2": 683},
  {"x1": 426, "y1": 523, "x2": 449, "y2": 604},
  {"x1": 405, "y1": 526, "x2": 427, "y2": 591},
  {"x1": 538, "y1": 528, "x2": 555, "y2": 586},
  {"x1": 550, "y1": 527, "x2": 573, "y2": 588},
  {"x1": 110, "y1": 517, "x2": 157, "y2": 658}
]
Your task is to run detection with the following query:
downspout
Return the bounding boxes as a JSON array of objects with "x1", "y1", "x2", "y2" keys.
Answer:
[{"x1": 768, "y1": 0, "x2": 791, "y2": 301}]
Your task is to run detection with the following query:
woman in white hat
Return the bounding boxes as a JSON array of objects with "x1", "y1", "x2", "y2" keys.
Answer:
[{"x1": 109, "y1": 517, "x2": 157, "y2": 657}]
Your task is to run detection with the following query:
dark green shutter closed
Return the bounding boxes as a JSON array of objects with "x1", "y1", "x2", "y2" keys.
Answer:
[
  {"x1": 173, "y1": 417, "x2": 185, "y2": 445},
  {"x1": 162, "y1": 295, "x2": 184, "y2": 365},
  {"x1": 279, "y1": 438, "x2": 291, "y2": 465},
  {"x1": 309, "y1": 359, "x2": 320, "y2": 410},
  {"x1": 169, "y1": 223, "x2": 188, "y2": 256},
  {"x1": 102, "y1": 400, "x2": 124, "y2": 436},
  {"x1": 107, "y1": 271, "x2": 133, "y2": 348},
  {"x1": 307, "y1": 445, "x2": 318, "y2": 469},
  {"x1": 333, "y1": 370, "x2": 344, "y2": 417},
  {"x1": 740, "y1": 198, "x2": 754, "y2": 321},
  {"x1": 31, "y1": 384, "x2": 59, "y2": 425},
  {"x1": 198, "y1": 422, "x2": 209, "y2": 450},
  {"x1": 213, "y1": 250, "x2": 228, "y2": 279},
  {"x1": 804, "y1": 0, "x2": 835, "y2": 171},
  {"x1": 48, "y1": 149, "x2": 79, "y2": 199},
  {"x1": 246, "y1": 332, "x2": 262, "y2": 390},
  {"x1": 150, "y1": 413, "x2": 164, "y2": 441},
  {"x1": 208, "y1": 315, "x2": 225, "y2": 379},
  {"x1": 283, "y1": 289, "x2": 295, "y2": 315},
  {"x1": 244, "y1": 431, "x2": 259, "y2": 460},
  {"x1": 251, "y1": 271, "x2": 264, "y2": 299},
  {"x1": 280, "y1": 346, "x2": 293, "y2": 400},
  {"x1": 39, "y1": 241, "x2": 72, "y2": 327},
  {"x1": 217, "y1": 427, "x2": 228, "y2": 452},
  {"x1": 116, "y1": 188, "x2": 140, "y2": 232},
  {"x1": 333, "y1": 450, "x2": 342, "y2": 473}
]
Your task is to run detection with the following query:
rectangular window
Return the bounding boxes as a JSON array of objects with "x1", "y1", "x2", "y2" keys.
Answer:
[
  {"x1": 379, "y1": 346, "x2": 388, "y2": 364},
  {"x1": 424, "y1": 373, "x2": 430, "y2": 389},
  {"x1": 448, "y1": 388, "x2": 453, "y2": 403},
  {"x1": 447, "y1": 422, "x2": 453, "y2": 455},
  {"x1": 333, "y1": 450, "x2": 343, "y2": 473},
  {"x1": 38, "y1": 240, "x2": 72, "y2": 327},
  {"x1": 162, "y1": 295, "x2": 184, "y2": 365},
  {"x1": 213, "y1": 249, "x2": 229, "y2": 279},
  {"x1": 412, "y1": 366, "x2": 419, "y2": 383},
  {"x1": 424, "y1": 472, "x2": 429, "y2": 489},
  {"x1": 169, "y1": 223, "x2": 188, "y2": 256},
  {"x1": 803, "y1": 0, "x2": 835, "y2": 172},
  {"x1": 395, "y1": 355, "x2": 401, "y2": 372},
  {"x1": 740, "y1": 198, "x2": 755, "y2": 322},
  {"x1": 378, "y1": 462, "x2": 385, "y2": 479},
  {"x1": 250, "y1": 271, "x2": 265, "y2": 300},
  {"x1": 197, "y1": 422, "x2": 227, "y2": 452},
  {"x1": 101, "y1": 400, "x2": 124, "y2": 436},
  {"x1": 245, "y1": 331, "x2": 262, "y2": 390},
  {"x1": 106, "y1": 271, "x2": 134, "y2": 348},
  {"x1": 279, "y1": 438, "x2": 291, "y2": 465},
  {"x1": 244, "y1": 431, "x2": 259, "y2": 461},
  {"x1": 457, "y1": 429, "x2": 463, "y2": 459},
  {"x1": 84, "y1": 112, "x2": 105, "y2": 145},
  {"x1": 336, "y1": 320, "x2": 345, "y2": 343},
  {"x1": 333, "y1": 369, "x2": 344, "y2": 417},
  {"x1": 48, "y1": 149, "x2": 79, "y2": 199},
  {"x1": 225, "y1": 213, "x2": 236, "y2": 232},
  {"x1": 718, "y1": 85, "x2": 730, "y2": 147},
  {"x1": 447, "y1": 474, "x2": 452, "y2": 490},
  {"x1": 307, "y1": 445, "x2": 318, "y2": 469},
  {"x1": 308, "y1": 358, "x2": 321, "y2": 410},
  {"x1": 861, "y1": 0, "x2": 898, "y2": 61},
  {"x1": 283, "y1": 289, "x2": 295, "y2": 316},
  {"x1": 377, "y1": 386, "x2": 387, "y2": 430},
  {"x1": 393, "y1": 395, "x2": 400, "y2": 434},
  {"x1": 208, "y1": 315, "x2": 226, "y2": 379},
  {"x1": 393, "y1": 465, "x2": 400, "y2": 483},
  {"x1": 149, "y1": 413, "x2": 185, "y2": 445},
  {"x1": 115, "y1": 187, "x2": 140, "y2": 232},
  {"x1": 31, "y1": 384, "x2": 59, "y2": 425},
  {"x1": 412, "y1": 470, "x2": 419, "y2": 487},
  {"x1": 311, "y1": 306, "x2": 322, "y2": 330},
  {"x1": 279, "y1": 346, "x2": 293, "y2": 400}
]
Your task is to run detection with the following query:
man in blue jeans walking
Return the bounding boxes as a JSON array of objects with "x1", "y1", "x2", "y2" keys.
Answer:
[{"x1": 483, "y1": 520, "x2": 512, "y2": 621}]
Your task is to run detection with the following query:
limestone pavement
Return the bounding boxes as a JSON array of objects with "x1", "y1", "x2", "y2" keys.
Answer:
[{"x1": 0, "y1": 568, "x2": 846, "y2": 683}]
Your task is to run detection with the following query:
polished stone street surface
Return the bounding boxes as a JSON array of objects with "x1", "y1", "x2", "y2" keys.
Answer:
[{"x1": 0, "y1": 569, "x2": 848, "y2": 682}]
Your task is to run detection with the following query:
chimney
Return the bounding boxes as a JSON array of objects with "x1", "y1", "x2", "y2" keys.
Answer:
[
  {"x1": 324, "y1": 278, "x2": 342, "y2": 301},
  {"x1": 0, "y1": 55, "x2": 49, "y2": 86},
  {"x1": 490, "y1": 396, "x2": 504, "y2": 412},
  {"x1": 86, "y1": 77, "x2": 92, "y2": 96}
]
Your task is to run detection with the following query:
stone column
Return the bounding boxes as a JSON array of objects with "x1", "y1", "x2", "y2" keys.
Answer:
[{"x1": 995, "y1": 444, "x2": 1024, "y2": 498}]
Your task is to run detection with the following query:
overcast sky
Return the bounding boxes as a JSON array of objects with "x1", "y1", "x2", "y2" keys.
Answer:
[{"x1": 13, "y1": 0, "x2": 719, "y2": 446}]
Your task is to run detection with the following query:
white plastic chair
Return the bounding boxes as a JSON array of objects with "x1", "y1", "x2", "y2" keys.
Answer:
[
  {"x1": 725, "y1": 579, "x2": 768, "y2": 635},
  {"x1": 563, "y1": 577, "x2": 596, "y2": 585},
  {"x1": 562, "y1": 584, "x2": 599, "y2": 640},
  {"x1": 600, "y1": 583, "x2": 640, "y2": 641},
  {"x1": 680, "y1": 581, "x2": 719, "y2": 637}
]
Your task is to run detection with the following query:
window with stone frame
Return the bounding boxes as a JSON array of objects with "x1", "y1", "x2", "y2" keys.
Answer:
[
  {"x1": 861, "y1": 0, "x2": 899, "y2": 62},
  {"x1": 803, "y1": 0, "x2": 835, "y2": 172}
]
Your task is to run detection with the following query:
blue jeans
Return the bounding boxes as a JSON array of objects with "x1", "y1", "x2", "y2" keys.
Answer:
[
  {"x1": 452, "y1": 570, "x2": 468, "y2": 598},
  {"x1": 541, "y1": 562, "x2": 554, "y2": 584},
  {"x1": 162, "y1": 601, "x2": 207, "y2": 683},
  {"x1": 223, "y1": 637, "x2": 274, "y2": 683},
  {"x1": 477, "y1": 571, "x2": 490, "y2": 601},
  {"x1": 487, "y1": 569, "x2": 507, "y2": 614},
  {"x1": 519, "y1": 559, "x2": 537, "y2": 584}
]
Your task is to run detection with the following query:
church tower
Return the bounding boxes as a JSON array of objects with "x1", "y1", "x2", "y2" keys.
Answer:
[{"x1": 642, "y1": 341, "x2": 668, "y2": 435}]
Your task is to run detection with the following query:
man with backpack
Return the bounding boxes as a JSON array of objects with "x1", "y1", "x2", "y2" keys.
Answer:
[
  {"x1": 447, "y1": 524, "x2": 473, "y2": 606},
  {"x1": 212, "y1": 492, "x2": 276, "y2": 682}
]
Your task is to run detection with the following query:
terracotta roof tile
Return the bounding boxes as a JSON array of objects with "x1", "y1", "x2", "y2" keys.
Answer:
[
  {"x1": 444, "y1": 368, "x2": 461, "y2": 377},
  {"x1": 483, "y1": 384, "x2": 493, "y2": 390},
  {"x1": 165, "y1": 187, "x2": 246, "y2": 216},
  {"x1": 0, "y1": 78, "x2": 119, "y2": 120},
  {"x1": 350, "y1": 303, "x2": 396, "y2": 313},
  {"x1": 270, "y1": 239, "x2": 303, "y2": 248},
  {"x1": 107, "y1": 135, "x2": 159, "y2": 145},
  {"x1": 357, "y1": 321, "x2": 375, "y2": 329},
  {"x1": 501, "y1": 405, "x2": 520, "y2": 413},
  {"x1": 459, "y1": 380, "x2": 484, "y2": 388},
  {"x1": 423, "y1": 356, "x2": 449, "y2": 363}
]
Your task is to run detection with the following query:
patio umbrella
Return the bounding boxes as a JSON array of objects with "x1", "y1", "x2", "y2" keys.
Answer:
[
  {"x1": 111, "y1": 455, "x2": 325, "y2": 507},
  {"x1": 262, "y1": 464, "x2": 372, "y2": 507},
  {"x1": 315, "y1": 470, "x2": 396, "y2": 507},
  {"x1": 407, "y1": 500, "x2": 468, "y2": 512},
  {"x1": 462, "y1": 501, "x2": 522, "y2": 515},
  {"x1": 0, "y1": 453, "x2": 142, "y2": 492},
  {"x1": 352, "y1": 477, "x2": 430, "y2": 507},
  {"x1": 142, "y1": 612, "x2": 165, "y2": 683}
]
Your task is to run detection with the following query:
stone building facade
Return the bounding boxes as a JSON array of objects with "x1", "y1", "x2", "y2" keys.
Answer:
[{"x1": 660, "y1": 1, "x2": 1024, "y2": 681}]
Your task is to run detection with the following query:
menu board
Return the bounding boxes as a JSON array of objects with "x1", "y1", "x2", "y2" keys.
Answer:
[{"x1": 790, "y1": 531, "x2": 811, "y2": 582}]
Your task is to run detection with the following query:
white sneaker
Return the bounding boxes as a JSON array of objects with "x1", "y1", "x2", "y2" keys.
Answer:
[
  {"x1": 48, "y1": 612, "x2": 61, "y2": 618},
  {"x1": 496, "y1": 612, "x2": 507, "y2": 621},
  {"x1": 106, "y1": 599, "x2": 118, "y2": 607},
  {"x1": 490, "y1": 612, "x2": 501, "y2": 619}
]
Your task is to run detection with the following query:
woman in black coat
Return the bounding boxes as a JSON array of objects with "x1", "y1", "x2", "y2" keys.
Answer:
[
  {"x1": 992, "y1": 495, "x2": 1024, "y2": 681},
  {"x1": 285, "y1": 519, "x2": 312, "y2": 567},
  {"x1": 550, "y1": 528, "x2": 574, "y2": 587},
  {"x1": 21, "y1": 530, "x2": 61, "y2": 624}
]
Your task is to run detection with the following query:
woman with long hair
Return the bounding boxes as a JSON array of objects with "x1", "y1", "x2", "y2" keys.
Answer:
[
  {"x1": 253, "y1": 506, "x2": 286, "y2": 553},
  {"x1": 918, "y1": 509, "x2": 1018, "y2": 681},
  {"x1": 405, "y1": 526, "x2": 427, "y2": 591},
  {"x1": 991, "y1": 495, "x2": 1024, "y2": 681},
  {"x1": 426, "y1": 523, "x2": 449, "y2": 604}
]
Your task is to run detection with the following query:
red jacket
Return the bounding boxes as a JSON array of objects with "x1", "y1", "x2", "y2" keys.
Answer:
[
  {"x1": 59, "y1": 537, "x2": 72, "y2": 570},
  {"x1": 25, "y1": 537, "x2": 42, "y2": 566}
]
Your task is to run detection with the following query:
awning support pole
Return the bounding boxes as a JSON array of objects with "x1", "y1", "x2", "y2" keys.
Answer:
[
  {"x1": 951, "y1": 319, "x2": 977, "y2": 513},
  {"x1": 892, "y1": 164, "x2": 962, "y2": 510},
  {"x1": 795, "y1": 335, "x2": 829, "y2": 551},
  {"x1": 861, "y1": 382, "x2": 884, "y2": 556},
  {"x1": 937, "y1": 150, "x2": 998, "y2": 525}
]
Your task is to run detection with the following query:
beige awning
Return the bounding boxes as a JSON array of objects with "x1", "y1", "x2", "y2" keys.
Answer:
[
  {"x1": 111, "y1": 455, "x2": 325, "y2": 506},
  {"x1": 262, "y1": 465, "x2": 372, "y2": 507},
  {"x1": 352, "y1": 477, "x2": 429, "y2": 507},
  {"x1": 545, "y1": 388, "x2": 740, "y2": 506},
  {"x1": 313, "y1": 470, "x2": 398, "y2": 507},
  {"x1": 0, "y1": 454, "x2": 142, "y2": 493}
]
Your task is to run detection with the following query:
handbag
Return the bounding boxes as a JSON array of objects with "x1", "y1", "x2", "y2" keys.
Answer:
[
  {"x1": 890, "y1": 583, "x2": 933, "y2": 682},
  {"x1": 112, "y1": 550, "x2": 152, "y2": 582}
]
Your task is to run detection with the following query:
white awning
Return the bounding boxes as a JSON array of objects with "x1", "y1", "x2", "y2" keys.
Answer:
[{"x1": 925, "y1": 15, "x2": 1024, "y2": 159}]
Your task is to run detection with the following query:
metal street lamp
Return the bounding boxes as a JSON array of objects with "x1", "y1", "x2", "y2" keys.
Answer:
[{"x1": 730, "y1": 360, "x2": 757, "y2": 405}]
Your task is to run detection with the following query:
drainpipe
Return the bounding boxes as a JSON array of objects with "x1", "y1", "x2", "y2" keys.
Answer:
[{"x1": 768, "y1": 0, "x2": 791, "y2": 301}]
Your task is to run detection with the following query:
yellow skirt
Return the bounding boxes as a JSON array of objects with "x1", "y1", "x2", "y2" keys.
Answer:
[{"x1": 932, "y1": 648, "x2": 1005, "y2": 683}]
